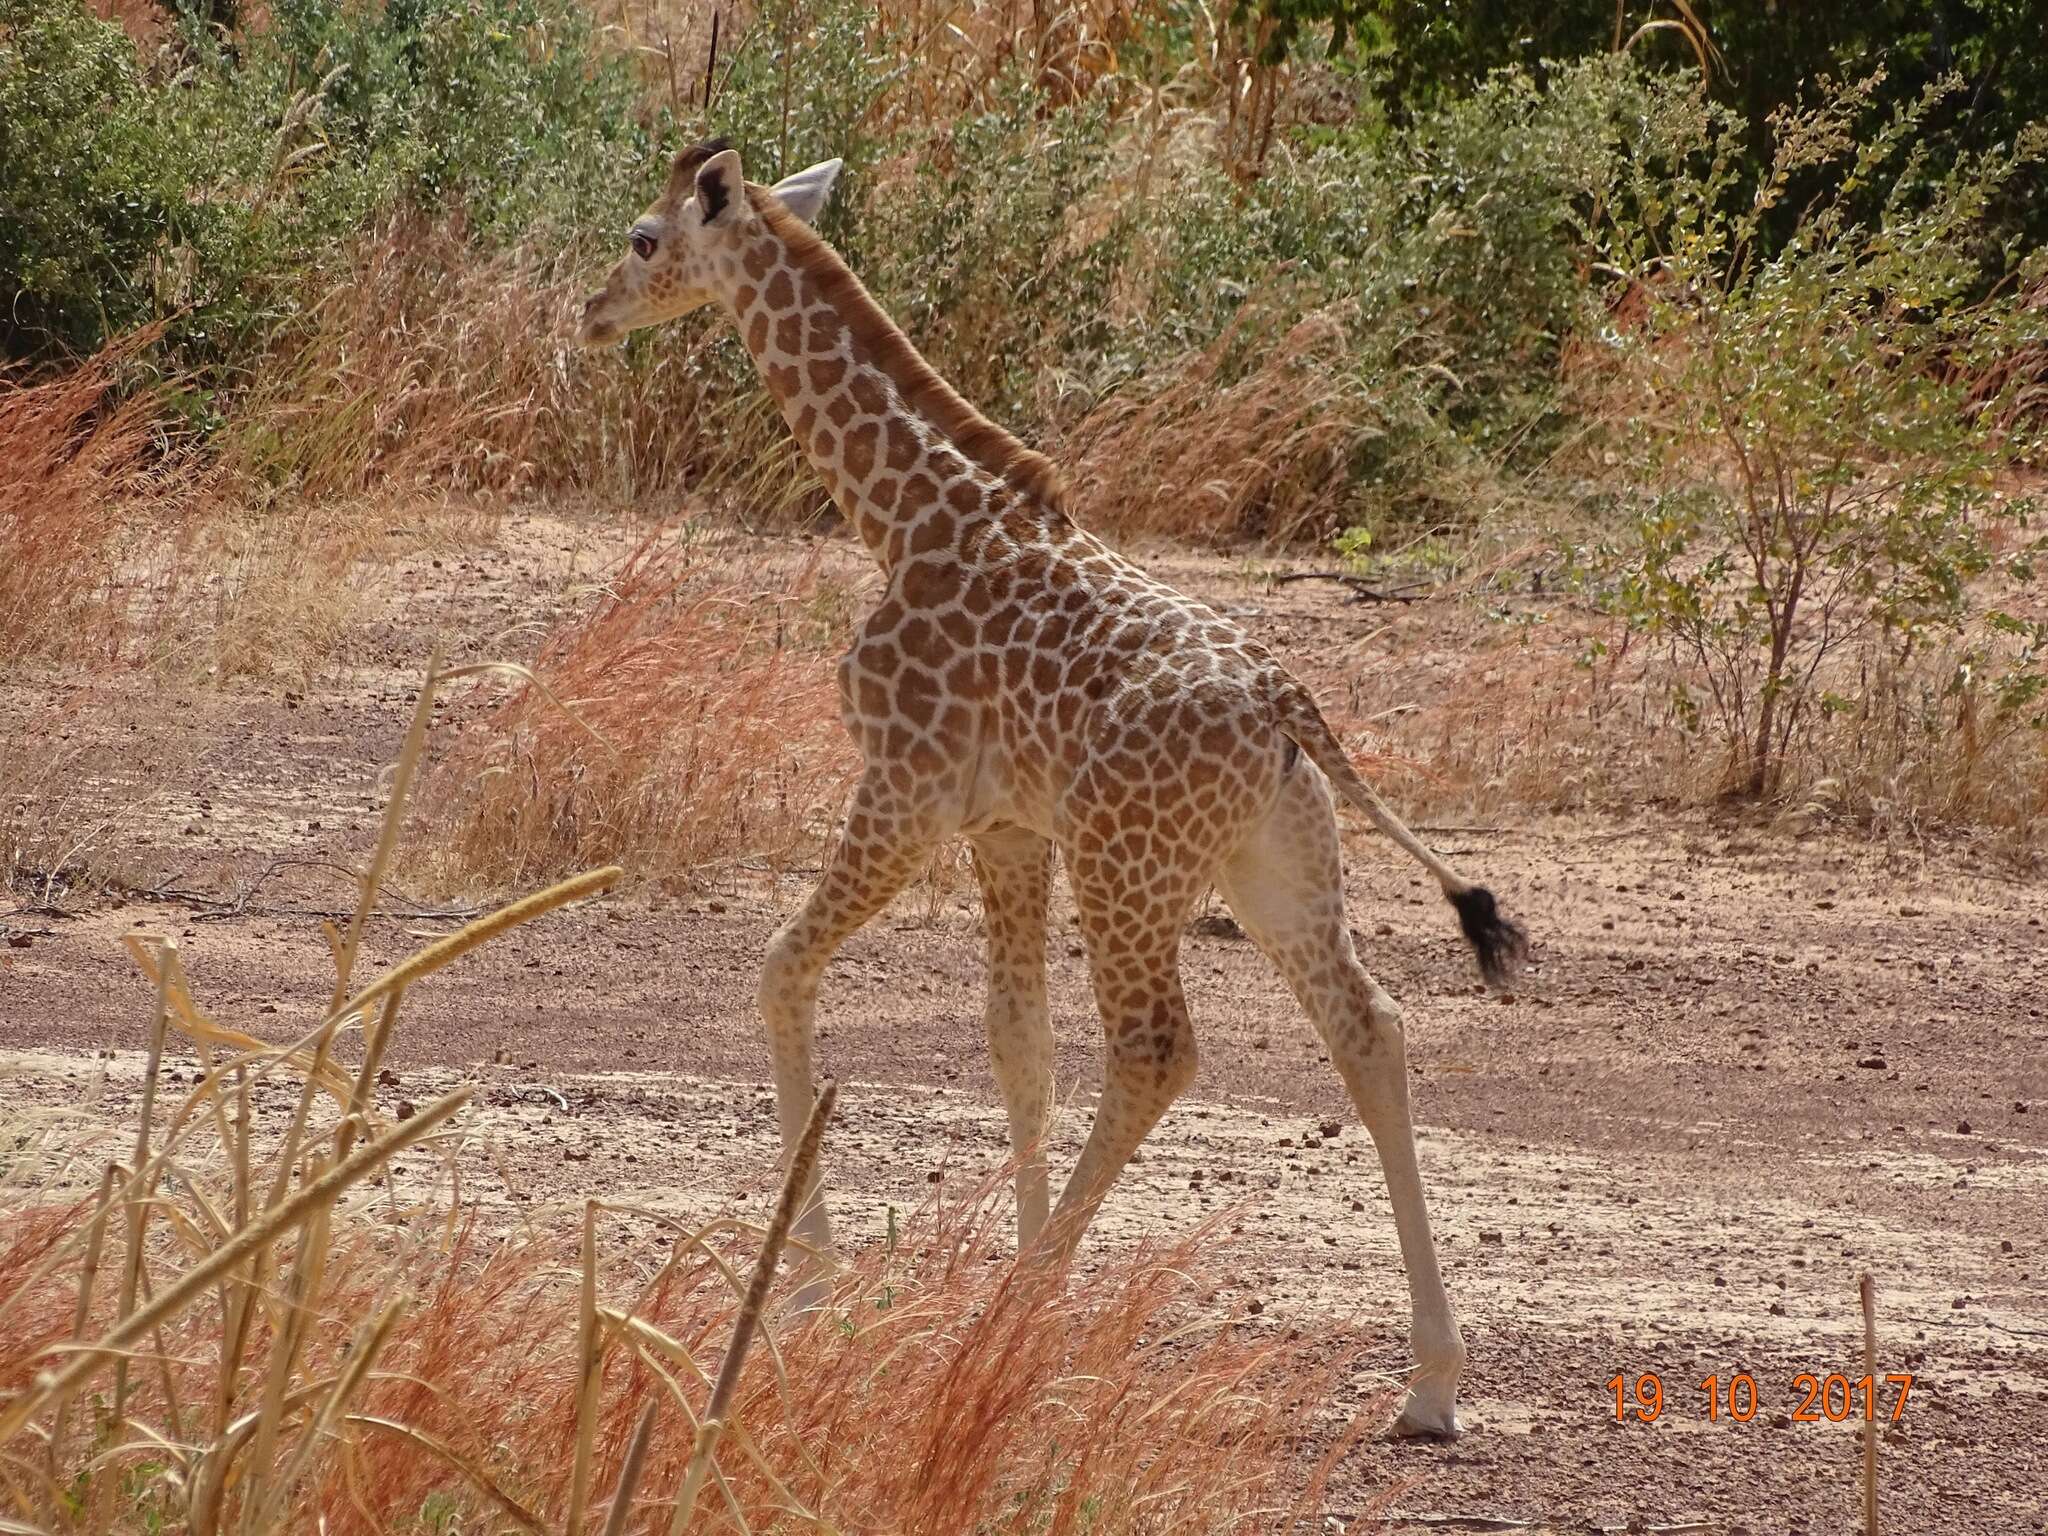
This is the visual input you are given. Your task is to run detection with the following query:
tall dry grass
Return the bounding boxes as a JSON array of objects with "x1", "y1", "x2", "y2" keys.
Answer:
[
  {"x1": 1066, "y1": 299, "x2": 1376, "y2": 546},
  {"x1": 431, "y1": 533, "x2": 858, "y2": 888},
  {"x1": 223, "y1": 220, "x2": 808, "y2": 515},
  {"x1": 0, "y1": 654, "x2": 1372, "y2": 1533},
  {"x1": 0, "y1": 328, "x2": 176, "y2": 667},
  {"x1": 1331, "y1": 583, "x2": 2047, "y2": 857},
  {"x1": 2, "y1": 1156, "x2": 1367, "y2": 1532}
]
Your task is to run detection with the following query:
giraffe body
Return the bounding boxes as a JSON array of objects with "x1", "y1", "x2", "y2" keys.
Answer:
[{"x1": 577, "y1": 140, "x2": 1526, "y2": 1437}]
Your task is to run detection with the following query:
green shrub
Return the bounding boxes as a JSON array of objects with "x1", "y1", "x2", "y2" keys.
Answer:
[
  {"x1": 1103, "y1": 55, "x2": 1692, "y2": 534},
  {"x1": 1568, "y1": 73, "x2": 2047, "y2": 798},
  {"x1": 1, "y1": 0, "x2": 658, "y2": 368}
]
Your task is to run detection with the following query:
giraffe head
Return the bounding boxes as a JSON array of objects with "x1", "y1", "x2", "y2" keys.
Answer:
[{"x1": 576, "y1": 139, "x2": 842, "y2": 348}]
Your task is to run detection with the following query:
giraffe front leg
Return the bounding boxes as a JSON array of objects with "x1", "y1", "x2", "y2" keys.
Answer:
[
  {"x1": 759, "y1": 773, "x2": 941, "y2": 1316},
  {"x1": 969, "y1": 823, "x2": 1055, "y2": 1249}
]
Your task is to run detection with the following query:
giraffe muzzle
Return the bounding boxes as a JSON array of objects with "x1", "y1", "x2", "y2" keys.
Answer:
[{"x1": 574, "y1": 288, "x2": 625, "y2": 349}]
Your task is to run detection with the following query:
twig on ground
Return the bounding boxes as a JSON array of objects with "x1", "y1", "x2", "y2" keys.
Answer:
[
  {"x1": 1271, "y1": 572, "x2": 1430, "y2": 604},
  {"x1": 1350, "y1": 1519, "x2": 1710, "y2": 1534},
  {"x1": 132, "y1": 856, "x2": 482, "y2": 922}
]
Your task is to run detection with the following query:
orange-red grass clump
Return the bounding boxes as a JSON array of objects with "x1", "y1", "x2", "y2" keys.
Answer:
[
  {"x1": 433, "y1": 533, "x2": 859, "y2": 888},
  {"x1": 1, "y1": 1172, "x2": 1373, "y2": 1533},
  {"x1": 0, "y1": 330, "x2": 173, "y2": 666}
]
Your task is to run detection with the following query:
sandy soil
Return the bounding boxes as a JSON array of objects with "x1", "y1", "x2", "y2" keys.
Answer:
[{"x1": 3, "y1": 510, "x2": 2045, "y2": 1532}]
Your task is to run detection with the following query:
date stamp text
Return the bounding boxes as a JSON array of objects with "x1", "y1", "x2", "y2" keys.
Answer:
[{"x1": 1607, "y1": 1372, "x2": 1915, "y2": 1424}]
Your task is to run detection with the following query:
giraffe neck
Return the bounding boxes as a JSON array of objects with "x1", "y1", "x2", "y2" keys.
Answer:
[{"x1": 722, "y1": 200, "x2": 1067, "y2": 573}]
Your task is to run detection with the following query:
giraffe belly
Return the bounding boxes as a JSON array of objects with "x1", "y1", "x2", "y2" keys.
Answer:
[{"x1": 954, "y1": 722, "x2": 1066, "y2": 841}]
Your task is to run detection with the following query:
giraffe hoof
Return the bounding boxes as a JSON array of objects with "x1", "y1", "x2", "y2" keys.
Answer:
[{"x1": 1389, "y1": 1400, "x2": 1463, "y2": 1441}]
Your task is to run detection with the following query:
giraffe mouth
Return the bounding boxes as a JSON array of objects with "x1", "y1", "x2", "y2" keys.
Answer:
[
  {"x1": 574, "y1": 290, "x2": 626, "y2": 349},
  {"x1": 574, "y1": 314, "x2": 623, "y2": 349}
]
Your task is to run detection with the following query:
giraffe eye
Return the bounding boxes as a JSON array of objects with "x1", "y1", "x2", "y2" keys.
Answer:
[{"x1": 629, "y1": 230, "x2": 657, "y2": 261}]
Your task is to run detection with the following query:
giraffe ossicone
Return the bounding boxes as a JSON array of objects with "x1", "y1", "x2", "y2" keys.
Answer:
[{"x1": 577, "y1": 137, "x2": 1527, "y2": 1439}]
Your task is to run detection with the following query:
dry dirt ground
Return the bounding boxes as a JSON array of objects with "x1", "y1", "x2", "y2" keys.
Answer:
[{"x1": 3, "y1": 510, "x2": 2045, "y2": 1532}]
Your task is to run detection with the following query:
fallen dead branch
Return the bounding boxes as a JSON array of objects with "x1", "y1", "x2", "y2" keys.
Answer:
[{"x1": 1272, "y1": 571, "x2": 1432, "y2": 604}]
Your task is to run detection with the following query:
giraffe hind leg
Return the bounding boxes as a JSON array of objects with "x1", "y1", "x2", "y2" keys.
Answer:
[
  {"x1": 1217, "y1": 761, "x2": 1467, "y2": 1437},
  {"x1": 1038, "y1": 826, "x2": 1208, "y2": 1265}
]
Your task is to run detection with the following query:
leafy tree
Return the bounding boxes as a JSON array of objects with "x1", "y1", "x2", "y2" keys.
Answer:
[
  {"x1": 1235, "y1": 0, "x2": 2047, "y2": 247},
  {"x1": 1572, "y1": 74, "x2": 2046, "y2": 797},
  {"x1": 0, "y1": 0, "x2": 656, "y2": 366}
]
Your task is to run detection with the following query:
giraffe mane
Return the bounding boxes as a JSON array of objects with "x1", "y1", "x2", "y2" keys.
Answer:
[{"x1": 748, "y1": 186, "x2": 1071, "y2": 515}]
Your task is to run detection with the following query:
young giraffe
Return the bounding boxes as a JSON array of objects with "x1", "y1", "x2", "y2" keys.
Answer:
[{"x1": 577, "y1": 140, "x2": 1525, "y2": 1437}]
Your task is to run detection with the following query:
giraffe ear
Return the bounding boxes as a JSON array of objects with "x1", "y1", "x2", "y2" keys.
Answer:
[
  {"x1": 694, "y1": 147, "x2": 743, "y2": 227},
  {"x1": 768, "y1": 158, "x2": 843, "y2": 226}
]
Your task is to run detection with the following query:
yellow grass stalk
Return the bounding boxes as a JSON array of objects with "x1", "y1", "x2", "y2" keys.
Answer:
[
  {"x1": 567, "y1": 1198, "x2": 602, "y2": 1536},
  {"x1": 335, "y1": 989, "x2": 406, "y2": 1162},
  {"x1": 326, "y1": 866, "x2": 622, "y2": 1032},
  {"x1": 602, "y1": 1209, "x2": 810, "y2": 1419},
  {"x1": 111, "y1": 942, "x2": 174, "y2": 1428},
  {"x1": 258, "y1": 1005, "x2": 347, "y2": 1215},
  {"x1": 597, "y1": 1401, "x2": 660, "y2": 1536},
  {"x1": 602, "y1": 1313, "x2": 818, "y2": 1525},
  {"x1": 594, "y1": 1205, "x2": 828, "y2": 1496},
  {"x1": 217, "y1": 1067, "x2": 255, "y2": 1438},
  {"x1": 153, "y1": 862, "x2": 612, "y2": 1231},
  {"x1": 329, "y1": 640, "x2": 444, "y2": 1012},
  {"x1": 668, "y1": 1079, "x2": 837, "y2": 1536},
  {"x1": 612, "y1": 1336, "x2": 755, "y2": 1532},
  {"x1": 1861, "y1": 1274, "x2": 1879, "y2": 1536},
  {"x1": 121, "y1": 936, "x2": 356, "y2": 1108},
  {"x1": 0, "y1": 1087, "x2": 470, "y2": 1445},
  {"x1": 44, "y1": 1163, "x2": 119, "y2": 1483},
  {"x1": 174, "y1": 982, "x2": 240, "y2": 1167},
  {"x1": 188, "y1": 1379, "x2": 336, "y2": 1536},
  {"x1": 132, "y1": 1254, "x2": 191, "y2": 1453},
  {"x1": 237, "y1": 1195, "x2": 336, "y2": 1536},
  {"x1": 248, "y1": 1297, "x2": 405, "y2": 1536}
]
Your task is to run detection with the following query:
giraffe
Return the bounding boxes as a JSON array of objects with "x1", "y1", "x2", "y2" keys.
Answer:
[{"x1": 576, "y1": 139, "x2": 1526, "y2": 1438}]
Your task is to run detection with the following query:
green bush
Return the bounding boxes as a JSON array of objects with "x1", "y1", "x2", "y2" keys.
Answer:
[
  {"x1": 1568, "y1": 73, "x2": 2047, "y2": 798},
  {"x1": 0, "y1": 0, "x2": 658, "y2": 367},
  {"x1": 1105, "y1": 55, "x2": 1691, "y2": 533}
]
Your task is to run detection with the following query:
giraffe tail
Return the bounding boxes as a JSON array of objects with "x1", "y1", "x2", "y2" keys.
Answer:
[{"x1": 1271, "y1": 677, "x2": 1528, "y2": 989}]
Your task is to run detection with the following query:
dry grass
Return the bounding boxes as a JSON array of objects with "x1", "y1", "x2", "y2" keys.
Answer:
[
  {"x1": 0, "y1": 685, "x2": 210, "y2": 908},
  {"x1": 0, "y1": 329, "x2": 177, "y2": 668},
  {"x1": 1, "y1": 319, "x2": 512, "y2": 687},
  {"x1": 147, "y1": 498, "x2": 496, "y2": 685},
  {"x1": 597, "y1": 0, "x2": 1141, "y2": 129},
  {"x1": 1328, "y1": 585, "x2": 2047, "y2": 859},
  {"x1": 0, "y1": 659, "x2": 1371, "y2": 1534},
  {"x1": 1782, "y1": 634, "x2": 2048, "y2": 853},
  {"x1": 1064, "y1": 298, "x2": 1383, "y2": 547},
  {"x1": 1, "y1": 1156, "x2": 1366, "y2": 1533},
  {"x1": 430, "y1": 533, "x2": 859, "y2": 889},
  {"x1": 224, "y1": 220, "x2": 802, "y2": 513}
]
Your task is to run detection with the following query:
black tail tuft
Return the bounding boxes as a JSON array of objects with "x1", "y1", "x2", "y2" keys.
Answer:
[{"x1": 1447, "y1": 884, "x2": 1527, "y2": 991}]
